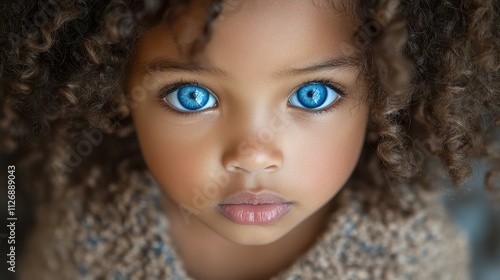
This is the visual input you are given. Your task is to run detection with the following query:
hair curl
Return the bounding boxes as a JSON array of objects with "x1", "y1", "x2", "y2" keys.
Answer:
[{"x1": 1, "y1": 0, "x2": 499, "y2": 212}]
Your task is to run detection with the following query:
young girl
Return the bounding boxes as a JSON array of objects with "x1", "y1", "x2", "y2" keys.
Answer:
[{"x1": 1, "y1": 0, "x2": 499, "y2": 279}]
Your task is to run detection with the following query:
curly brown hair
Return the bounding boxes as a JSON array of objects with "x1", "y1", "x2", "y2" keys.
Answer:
[{"x1": 1, "y1": 0, "x2": 499, "y2": 211}]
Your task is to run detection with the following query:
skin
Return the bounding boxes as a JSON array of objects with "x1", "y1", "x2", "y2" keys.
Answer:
[{"x1": 126, "y1": 0, "x2": 368, "y2": 279}]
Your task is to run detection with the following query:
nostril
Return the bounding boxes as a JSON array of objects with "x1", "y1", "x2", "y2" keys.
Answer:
[
  {"x1": 263, "y1": 164, "x2": 279, "y2": 172},
  {"x1": 226, "y1": 163, "x2": 280, "y2": 174},
  {"x1": 222, "y1": 147, "x2": 283, "y2": 174},
  {"x1": 226, "y1": 165, "x2": 247, "y2": 173}
]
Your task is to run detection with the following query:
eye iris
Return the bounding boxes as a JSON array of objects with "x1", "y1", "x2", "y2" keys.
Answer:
[
  {"x1": 178, "y1": 86, "x2": 209, "y2": 110},
  {"x1": 297, "y1": 83, "x2": 327, "y2": 108}
]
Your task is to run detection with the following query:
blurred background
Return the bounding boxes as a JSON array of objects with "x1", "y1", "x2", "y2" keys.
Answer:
[
  {"x1": 442, "y1": 159, "x2": 500, "y2": 280},
  {"x1": 1, "y1": 156, "x2": 499, "y2": 280}
]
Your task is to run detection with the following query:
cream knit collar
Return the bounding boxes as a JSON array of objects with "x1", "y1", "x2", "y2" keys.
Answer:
[{"x1": 20, "y1": 171, "x2": 470, "y2": 280}]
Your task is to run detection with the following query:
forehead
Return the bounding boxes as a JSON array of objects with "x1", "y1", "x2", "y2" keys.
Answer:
[{"x1": 129, "y1": 0, "x2": 361, "y2": 80}]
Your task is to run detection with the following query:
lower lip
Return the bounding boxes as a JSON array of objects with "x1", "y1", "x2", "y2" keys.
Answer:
[{"x1": 218, "y1": 203, "x2": 292, "y2": 225}]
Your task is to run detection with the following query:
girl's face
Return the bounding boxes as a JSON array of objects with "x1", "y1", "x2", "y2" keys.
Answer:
[{"x1": 127, "y1": 0, "x2": 368, "y2": 245}]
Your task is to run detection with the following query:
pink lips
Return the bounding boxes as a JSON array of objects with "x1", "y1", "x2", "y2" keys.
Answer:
[{"x1": 217, "y1": 191, "x2": 292, "y2": 225}]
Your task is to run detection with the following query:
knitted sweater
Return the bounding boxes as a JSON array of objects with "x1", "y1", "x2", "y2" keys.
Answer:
[{"x1": 19, "y1": 170, "x2": 470, "y2": 280}]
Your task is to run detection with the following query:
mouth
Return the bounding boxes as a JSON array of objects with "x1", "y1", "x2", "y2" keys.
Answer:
[{"x1": 217, "y1": 190, "x2": 293, "y2": 225}]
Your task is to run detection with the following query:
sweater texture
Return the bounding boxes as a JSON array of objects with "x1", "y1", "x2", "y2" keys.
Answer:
[{"x1": 19, "y1": 170, "x2": 470, "y2": 280}]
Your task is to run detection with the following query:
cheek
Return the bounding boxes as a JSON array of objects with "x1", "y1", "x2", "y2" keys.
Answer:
[
  {"x1": 285, "y1": 109, "x2": 368, "y2": 204},
  {"x1": 131, "y1": 109, "x2": 218, "y2": 203}
]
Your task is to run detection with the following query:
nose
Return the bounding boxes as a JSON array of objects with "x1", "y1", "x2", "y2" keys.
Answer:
[
  {"x1": 222, "y1": 143, "x2": 283, "y2": 174},
  {"x1": 221, "y1": 101, "x2": 286, "y2": 175}
]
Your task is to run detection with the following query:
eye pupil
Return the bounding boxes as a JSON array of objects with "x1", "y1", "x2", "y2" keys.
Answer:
[
  {"x1": 296, "y1": 83, "x2": 328, "y2": 109},
  {"x1": 178, "y1": 86, "x2": 210, "y2": 110},
  {"x1": 163, "y1": 83, "x2": 217, "y2": 113}
]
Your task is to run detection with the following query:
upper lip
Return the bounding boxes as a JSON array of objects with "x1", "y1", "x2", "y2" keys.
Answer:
[{"x1": 219, "y1": 190, "x2": 290, "y2": 205}]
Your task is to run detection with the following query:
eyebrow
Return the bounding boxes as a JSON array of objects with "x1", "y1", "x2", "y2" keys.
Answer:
[
  {"x1": 141, "y1": 55, "x2": 361, "y2": 78},
  {"x1": 142, "y1": 59, "x2": 228, "y2": 77},
  {"x1": 273, "y1": 55, "x2": 361, "y2": 78}
]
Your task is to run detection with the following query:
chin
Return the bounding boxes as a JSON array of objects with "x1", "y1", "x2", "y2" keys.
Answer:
[{"x1": 212, "y1": 223, "x2": 293, "y2": 246}]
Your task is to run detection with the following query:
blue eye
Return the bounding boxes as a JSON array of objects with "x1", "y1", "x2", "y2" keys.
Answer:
[
  {"x1": 164, "y1": 84, "x2": 217, "y2": 112},
  {"x1": 288, "y1": 82, "x2": 340, "y2": 110}
]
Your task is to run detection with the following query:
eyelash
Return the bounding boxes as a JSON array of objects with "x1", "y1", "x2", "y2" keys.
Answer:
[
  {"x1": 156, "y1": 79, "x2": 213, "y2": 118},
  {"x1": 156, "y1": 79, "x2": 347, "y2": 117},
  {"x1": 291, "y1": 79, "x2": 347, "y2": 116}
]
